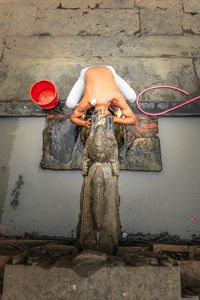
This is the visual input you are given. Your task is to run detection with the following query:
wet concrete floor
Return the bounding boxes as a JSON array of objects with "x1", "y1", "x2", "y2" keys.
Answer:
[{"x1": 0, "y1": 117, "x2": 199, "y2": 240}]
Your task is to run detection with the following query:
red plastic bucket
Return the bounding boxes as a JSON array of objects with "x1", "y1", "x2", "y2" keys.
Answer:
[{"x1": 30, "y1": 80, "x2": 58, "y2": 109}]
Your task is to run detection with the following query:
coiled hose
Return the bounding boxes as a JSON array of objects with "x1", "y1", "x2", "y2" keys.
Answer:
[{"x1": 136, "y1": 86, "x2": 200, "y2": 116}]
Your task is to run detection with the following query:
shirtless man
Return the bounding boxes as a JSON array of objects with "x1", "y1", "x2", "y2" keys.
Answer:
[{"x1": 69, "y1": 67, "x2": 138, "y2": 129}]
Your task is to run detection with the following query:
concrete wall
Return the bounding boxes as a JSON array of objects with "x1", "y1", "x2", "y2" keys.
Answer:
[{"x1": 0, "y1": 117, "x2": 199, "y2": 240}]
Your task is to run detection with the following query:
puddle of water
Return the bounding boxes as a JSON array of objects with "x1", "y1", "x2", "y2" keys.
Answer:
[
  {"x1": 0, "y1": 118, "x2": 19, "y2": 223},
  {"x1": 0, "y1": 118, "x2": 81, "y2": 237},
  {"x1": 0, "y1": 117, "x2": 199, "y2": 239},
  {"x1": 119, "y1": 117, "x2": 200, "y2": 239}
]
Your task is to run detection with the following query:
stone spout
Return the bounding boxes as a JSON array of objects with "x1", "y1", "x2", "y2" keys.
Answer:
[{"x1": 77, "y1": 115, "x2": 121, "y2": 253}]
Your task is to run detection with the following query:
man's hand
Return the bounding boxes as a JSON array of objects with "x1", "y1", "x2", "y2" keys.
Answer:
[
  {"x1": 84, "y1": 118, "x2": 91, "y2": 129},
  {"x1": 70, "y1": 97, "x2": 92, "y2": 128},
  {"x1": 111, "y1": 96, "x2": 138, "y2": 125}
]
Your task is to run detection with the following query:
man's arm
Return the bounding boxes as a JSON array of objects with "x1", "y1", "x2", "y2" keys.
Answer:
[
  {"x1": 70, "y1": 98, "x2": 91, "y2": 128},
  {"x1": 112, "y1": 94, "x2": 138, "y2": 125}
]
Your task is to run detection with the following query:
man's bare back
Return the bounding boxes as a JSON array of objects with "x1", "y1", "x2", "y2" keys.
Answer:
[{"x1": 70, "y1": 67, "x2": 138, "y2": 128}]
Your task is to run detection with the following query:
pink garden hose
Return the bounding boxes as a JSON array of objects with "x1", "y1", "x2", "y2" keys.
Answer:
[{"x1": 136, "y1": 85, "x2": 200, "y2": 116}]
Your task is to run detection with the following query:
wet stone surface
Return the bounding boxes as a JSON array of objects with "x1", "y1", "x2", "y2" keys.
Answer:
[
  {"x1": 40, "y1": 115, "x2": 84, "y2": 169},
  {"x1": 41, "y1": 115, "x2": 162, "y2": 171}
]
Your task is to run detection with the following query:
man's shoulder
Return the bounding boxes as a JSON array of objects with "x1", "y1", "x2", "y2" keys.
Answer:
[{"x1": 78, "y1": 97, "x2": 91, "y2": 111}]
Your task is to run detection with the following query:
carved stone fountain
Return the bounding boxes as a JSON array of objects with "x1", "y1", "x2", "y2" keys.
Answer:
[{"x1": 77, "y1": 114, "x2": 121, "y2": 253}]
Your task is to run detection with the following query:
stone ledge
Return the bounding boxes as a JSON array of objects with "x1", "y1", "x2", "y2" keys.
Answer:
[
  {"x1": 0, "y1": 239, "x2": 76, "y2": 256},
  {"x1": 36, "y1": 0, "x2": 136, "y2": 9},
  {"x1": 2, "y1": 264, "x2": 182, "y2": 300},
  {"x1": 4, "y1": 35, "x2": 200, "y2": 58},
  {"x1": 62, "y1": 0, "x2": 135, "y2": 9},
  {"x1": 34, "y1": 9, "x2": 139, "y2": 36},
  {"x1": 0, "y1": 57, "x2": 196, "y2": 101},
  {"x1": 153, "y1": 244, "x2": 189, "y2": 253},
  {"x1": 152, "y1": 244, "x2": 200, "y2": 261},
  {"x1": 0, "y1": 101, "x2": 200, "y2": 117}
]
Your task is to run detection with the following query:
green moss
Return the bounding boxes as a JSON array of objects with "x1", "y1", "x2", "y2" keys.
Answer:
[
  {"x1": 80, "y1": 126, "x2": 90, "y2": 146},
  {"x1": 114, "y1": 123, "x2": 126, "y2": 149}
]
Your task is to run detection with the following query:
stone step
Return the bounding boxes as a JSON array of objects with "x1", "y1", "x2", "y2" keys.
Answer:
[
  {"x1": 2, "y1": 264, "x2": 182, "y2": 300},
  {"x1": 4, "y1": 36, "x2": 200, "y2": 58},
  {"x1": 33, "y1": 9, "x2": 139, "y2": 36},
  {"x1": 36, "y1": 0, "x2": 136, "y2": 9},
  {"x1": 0, "y1": 57, "x2": 196, "y2": 101}
]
